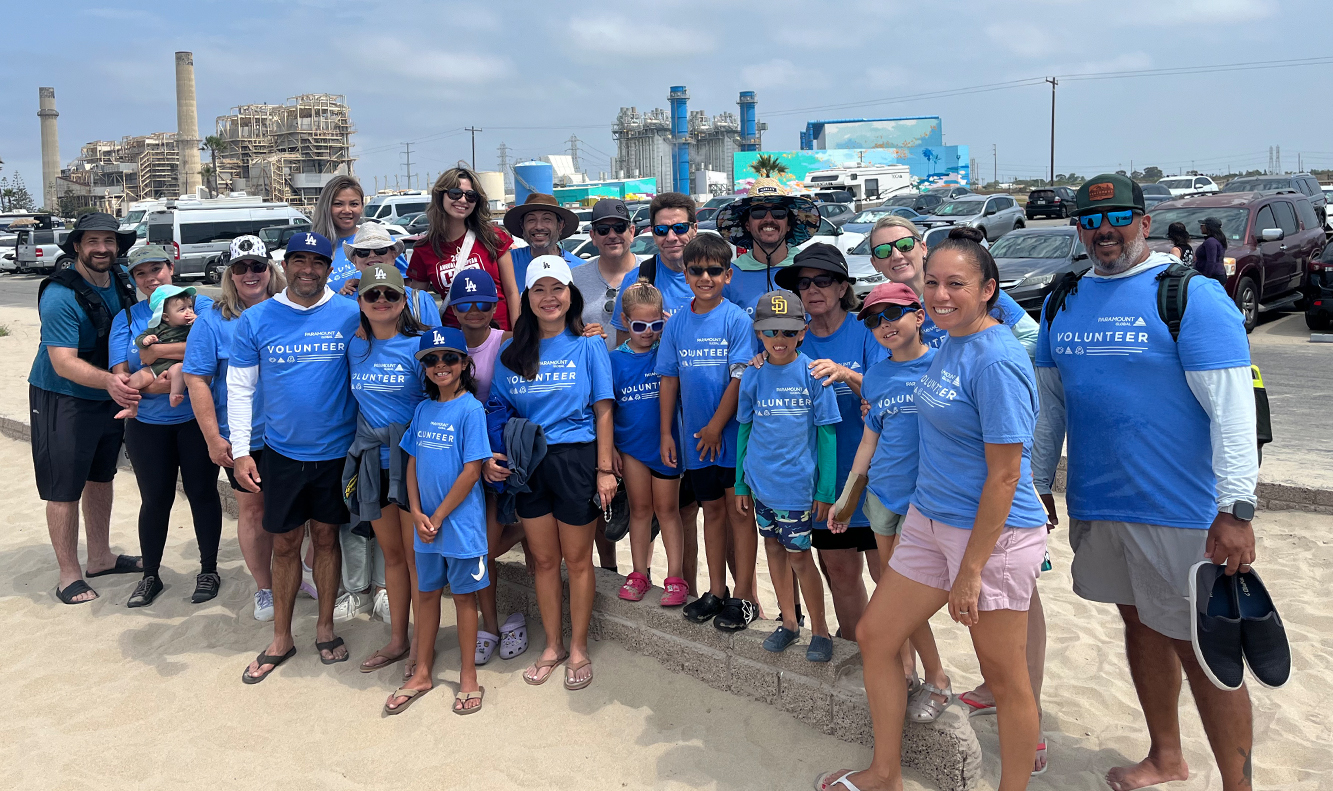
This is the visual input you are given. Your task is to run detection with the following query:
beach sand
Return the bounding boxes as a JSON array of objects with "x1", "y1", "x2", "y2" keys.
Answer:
[{"x1": 1, "y1": 302, "x2": 1329, "y2": 790}]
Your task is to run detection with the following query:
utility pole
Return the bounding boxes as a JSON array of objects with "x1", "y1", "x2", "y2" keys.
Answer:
[
  {"x1": 465, "y1": 127, "x2": 482, "y2": 170},
  {"x1": 992, "y1": 144, "x2": 997, "y2": 186},
  {"x1": 1045, "y1": 77, "x2": 1057, "y2": 186},
  {"x1": 567, "y1": 135, "x2": 581, "y2": 175},
  {"x1": 401, "y1": 142, "x2": 413, "y2": 192}
]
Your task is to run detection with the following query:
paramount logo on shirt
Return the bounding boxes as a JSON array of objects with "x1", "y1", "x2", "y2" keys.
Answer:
[
  {"x1": 1052, "y1": 315, "x2": 1151, "y2": 357},
  {"x1": 678, "y1": 337, "x2": 729, "y2": 367},
  {"x1": 264, "y1": 332, "x2": 348, "y2": 364},
  {"x1": 508, "y1": 359, "x2": 578, "y2": 394}
]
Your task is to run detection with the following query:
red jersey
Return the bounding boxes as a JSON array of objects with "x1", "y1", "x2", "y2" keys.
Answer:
[{"x1": 407, "y1": 227, "x2": 514, "y2": 330}]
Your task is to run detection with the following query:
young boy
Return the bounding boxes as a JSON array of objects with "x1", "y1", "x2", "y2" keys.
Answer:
[
  {"x1": 735, "y1": 289, "x2": 841, "y2": 662},
  {"x1": 115, "y1": 284, "x2": 197, "y2": 419},
  {"x1": 656, "y1": 233, "x2": 761, "y2": 631}
]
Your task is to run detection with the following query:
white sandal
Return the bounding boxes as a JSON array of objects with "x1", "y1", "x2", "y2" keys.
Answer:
[
  {"x1": 499, "y1": 613, "x2": 528, "y2": 660},
  {"x1": 906, "y1": 682, "x2": 954, "y2": 723},
  {"x1": 475, "y1": 630, "x2": 499, "y2": 664}
]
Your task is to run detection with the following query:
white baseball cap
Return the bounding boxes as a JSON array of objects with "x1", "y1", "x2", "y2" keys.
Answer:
[{"x1": 524, "y1": 254, "x2": 574, "y2": 290}]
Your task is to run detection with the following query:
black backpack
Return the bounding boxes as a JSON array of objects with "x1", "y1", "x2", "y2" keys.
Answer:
[{"x1": 38, "y1": 266, "x2": 138, "y2": 370}]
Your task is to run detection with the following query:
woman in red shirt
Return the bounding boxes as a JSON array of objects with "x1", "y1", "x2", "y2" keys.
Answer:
[{"x1": 407, "y1": 168, "x2": 520, "y2": 330}]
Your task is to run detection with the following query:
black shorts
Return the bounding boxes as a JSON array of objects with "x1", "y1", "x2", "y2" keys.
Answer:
[
  {"x1": 516, "y1": 442, "x2": 599, "y2": 526},
  {"x1": 225, "y1": 447, "x2": 265, "y2": 492},
  {"x1": 684, "y1": 465, "x2": 735, "y2": 504},
  {"x1": 812, "y1": 525, "x2": 878, "y2": 552},
  {"x1": 29, "y1": 386, "x2": 124, "y2": 502},
  {"x1": 259, "y1": 449, "x2": 349, "y2": 534},
  {"x1": 649, "y1": 466, "x2": 681, "y2": 481}
]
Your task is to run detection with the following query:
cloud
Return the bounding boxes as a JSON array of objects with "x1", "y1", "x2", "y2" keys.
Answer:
[
  {"x1": 740, "y1": 58, "x2": 826, "y2": 92},
  {"x1": 564, "y1": 15, "x2": 716, "y2": 58},
  {"x1": 356, "y1": 38, "x2": 513, "y2": 90},
  {"x1": 1135, "y1": 0, "x2": 1274, "y2": 24}
]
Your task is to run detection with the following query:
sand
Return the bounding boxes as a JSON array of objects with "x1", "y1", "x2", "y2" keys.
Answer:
[{"x1": 1, "y1": 302, "x2": 1330, "y2": 790}]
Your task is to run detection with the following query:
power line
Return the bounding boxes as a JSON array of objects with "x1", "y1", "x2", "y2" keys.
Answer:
[{"x1": 464, "y1": 127, "x2": 482, "y2": 170}]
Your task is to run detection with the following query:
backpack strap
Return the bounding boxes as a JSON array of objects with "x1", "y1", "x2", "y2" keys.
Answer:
[
  {"x1": 1154, "y1": 262, "x2": 1198, "y2": 343},
  {"x1": 38, "y1": 266, "x2": 138, "y2": 370},
  {"x1": 1042, "y1": 270, "x2": 1085, "y2": 329},
  {"x1": 638, "y1": 254, "x2": 657, "y2": 285}
]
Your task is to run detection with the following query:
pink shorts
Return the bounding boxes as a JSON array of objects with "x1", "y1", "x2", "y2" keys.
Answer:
[{"x1": 889, "y1": 504, "x2": 1047, "y2": 611}]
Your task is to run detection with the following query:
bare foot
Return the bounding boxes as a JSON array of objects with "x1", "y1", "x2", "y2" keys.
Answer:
[{"x1": 1106, "y1": 756, "x2": 1189, "y2": 791}]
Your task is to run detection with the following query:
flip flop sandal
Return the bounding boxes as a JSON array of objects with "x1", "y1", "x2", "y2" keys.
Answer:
[
  {"x1": 907, "y1": 682, "x2": 955, "y2": 723},
  {"x1": 453, "y1": 686, "x2": 486, "y2": 715},
  {"x1": 359, "y1": 647, "x2": 409, "y2": 673},
  {"x1": 316, "y1": 636, "x2": 349, "y2": 665},
  {"x1": 564, "y1": 659, "x2": 593, "y2": 691},
  {"x1": 383, "y1": 686, "x2": 429, "y2": 715},
  {"x1": 499, "y1": 614, "x2": 528, "y2": 660},
  {"x1": 814, "y1": 769, "x2": 864, "y2": 790},
  {"x1": 475, "y1": 631, "x2": 499, "y2": 665},
  {"x1": 958, "y1": 690, "x2": 997, "y2": 717},
  {"x1": 241, "y1": 646, "x2": 297, "y2": 685},
  {"x1": 86, "y1": 554, "x2": 143, "y2": 578},
  {"x1": 522, "y1": 651, "x2": 568, "y2": 686},
  {"x1": 55, "y1": 579, "x2": 98, "y2": 605},
  {"x1": 1032, "y1": 737, "x2": 1048, "y2": 776}
]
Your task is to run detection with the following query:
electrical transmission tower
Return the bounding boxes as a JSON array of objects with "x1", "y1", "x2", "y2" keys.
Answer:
[
  {"x1": 401, "y1": 143, "x2": 414, "y2": 191},
  {"x1": 567, "y1": 135, "x2": 582, "y2": 175}
]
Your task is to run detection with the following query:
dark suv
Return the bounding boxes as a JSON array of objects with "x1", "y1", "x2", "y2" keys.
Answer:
[
  {"x1": 1148, "y1": 191, "x2": 1325, "y2": 331},
  {"x1": 1025, "y1": 187, "x2": 1076, "y2": 219},
  {"x1": 1222, "y1": 173, "x2": 1327, "y2": 227}
]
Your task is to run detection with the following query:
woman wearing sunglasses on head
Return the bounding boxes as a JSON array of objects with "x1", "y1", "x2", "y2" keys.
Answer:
[
  {"x1": 342, "y1": 264, "x2": 430, "y2": 681},
  {"x1": 341, "y1": 224, "x2": 440, "y2": 325},
  {"x1": 407, "y1": 168, "x2": 520, "y2": 330}
]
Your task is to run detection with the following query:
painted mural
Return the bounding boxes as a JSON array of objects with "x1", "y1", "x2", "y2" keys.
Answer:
[{"x1": 733, "y1": 147, "x2": 970, "y2": 193}]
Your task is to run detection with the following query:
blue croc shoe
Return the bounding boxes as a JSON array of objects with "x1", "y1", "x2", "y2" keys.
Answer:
[
  {"x1": 762, "y1": 625, "x2": 800, "y2": 653},
  {"x1": 807, "y1": 635, "x2": 833, "y2": 663}
]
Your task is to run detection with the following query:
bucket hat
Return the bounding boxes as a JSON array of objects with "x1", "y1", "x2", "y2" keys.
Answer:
[
  {"x1": 343, "y1": 223, "x2": 405, "y2": 260},
  {"x1": 147, "y1": 284, "x2": 196, "y2": 328},
  {"x1": 715, "y1": 177, "x2": 820, "y2": 248},
  {"x1": 774, "y1": 242, "x2": 852, "y2": 292},
  {"x1": 502, "y1": 193, "x2": 580, "y2": 240},
  {"x1": 59, "y1": 211, "x2": 136, "y2": 256}
]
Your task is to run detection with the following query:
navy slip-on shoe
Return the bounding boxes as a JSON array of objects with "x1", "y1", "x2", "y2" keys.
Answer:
[
  {"x1": 1236, "y1": 568, "x2": 1291, "y2": 688},
  {"x1": 1189, "y1": 561, "x2": 1245, "y2": 691},
  {"x1": 806, "y1": 635, "x2": 833, "y2": 663},
  {"x1": 763, "y1": 625, "x2": 801, "y2": 653}
]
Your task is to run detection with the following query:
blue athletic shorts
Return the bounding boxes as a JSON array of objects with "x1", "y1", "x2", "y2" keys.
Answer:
[
  {"x1": 754, "y1": 500, "x2": 814, "y2": 553},
  {"x1": 416, "y1": 552, "x2": 489, "y2": 594}
]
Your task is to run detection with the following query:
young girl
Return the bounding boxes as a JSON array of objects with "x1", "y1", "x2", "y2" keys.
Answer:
[
  {"x1": 387, "y1": 327, "x2": 492, "y2": 716},
  {"x1": 831, "y1": 281, "x2": 952, "y2": 723},
  {"x1": 610, "y1": 280, "x2": 688, "y2": 606}
]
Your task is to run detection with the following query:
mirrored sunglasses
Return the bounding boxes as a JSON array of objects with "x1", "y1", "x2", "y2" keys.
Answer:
[
  {"x1": 1078, "y1": 210, "x2": 1135, "y2": 230},
  {"x1": 861, "y1": 304, "x2": 920, "y2": 329},
  {"x1": 872, "y1": 237, "x2": 918, "y2": 259}
]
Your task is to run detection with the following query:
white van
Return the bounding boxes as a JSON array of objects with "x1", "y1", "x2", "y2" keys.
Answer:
[
  {"x1": 364, "y1": 192, "x2": 431, "y2": 225},
  {"x1": 134, "y1": 197, "x2": 308, "y2": 279}
]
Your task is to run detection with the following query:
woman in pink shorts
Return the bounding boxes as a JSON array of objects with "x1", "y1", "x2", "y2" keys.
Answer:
[{"x1": 817, "y1": 227, "x2": 1048, "y2": 791}]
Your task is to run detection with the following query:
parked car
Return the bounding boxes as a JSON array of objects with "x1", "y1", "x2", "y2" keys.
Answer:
[
  {"x1": 696, "y1": 207, "x2": 721, "y2": 224},
  {"x1": 842, "y1": 235, "x2": 891, "y2": 298},
  {"x1": 915, "y1": 195, "x2": 1025, "y2": 242},
  {"x1": 926, "y1": 185, "x2": 972, "y2": 199},
  {"x1": 1025, "y1": 187, "x2": 1077, "y2": 219},
  {"x1": 1157, "y1": 175, "x2": 1220, "y2": 196},
  {"x1": 816, "y1": 202, "x2": 857, "y2": 226},
  {"x1": 842, "y1": 206, "x2": 924, "y2": 235},
  {"x1": 1148, "y1": 191, "x2": 1324, "y2": 331},
  {"x1": 204, "y1": 220, "x2": 311, "y2": 282},
  {"x1": 560, "y1": 233, "x2": 597, "y2": 260},
  {"x1": 1140, "y1": 182, "x2": 1174, "y2": 210},
  {"x1": 920, "y1": 225, "x2": 990, "y2": 251},
  {"x1": 630, "y1": 205, "x2": 653, "y2": 234},
  {"x1": 363, "y1": 192, "x2": 430, "y2": 225},
  {"x1": 992, "y1": 227, "x2": 1090, "y2": 311},
  {"x1": 9, "y1": 227, "x2": 69, "y2": 274},
  {"x1": 1305, "y1": 242, "x2": 1333, "y2": 330},
  {"x1": 811, "y1": 189, "x2": 854, "y2": 204},
  {"x1": 400, "y1": 213, "x2": 429, "y2": 236},
  {"x1": 1222, "y1": 174, "x2": 1327, "y2": 227}
]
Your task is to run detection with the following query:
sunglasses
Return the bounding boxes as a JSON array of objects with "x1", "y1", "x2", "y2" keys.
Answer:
[
  {"x1": 760, "y1": 329, "x2": 800, "y2": 338},
  {"x1": 872, "y1": 237, "x2": 919, "y2": 259},
  {"x1": 351, "y1": 247, "x2": 393, "y2": 259},
  {"x1": 796, "y1": 274, "x2": 841, "y2": 291},
  {"x1": 421, "y1": 351, "x2": 464, "y2": 368},
  {"x1": 1078, "y1": 210, "x2": 1135, "y2": 230},
  {"x1": 602, "y1": 287, "x2": 617, "y2": 315},
  {"x1": 652, "y1": 222, "x2": 692, "y2": 236},
  {"x1": 593, "y1": 222, "x2": 629, "y2": 236},
  {"x1": 453, "y1": 301, "x2": 495, "y2": 313},
  {"x1": 687, "y1": 265, "x2": 726, "y2": 277},
  {"x1": 750, "y1": 207, "x2": 788, "y2": 220},
  {"x1": 629, "y1": 319, "x2": 665, "y2": 333},
  {"x1": 443, "y1": 188, "x2": 479, "y2": 204},
  {"x1": 861, "y1": 304, "x2": 920, "y2": 329},
  {"x1": 229, "y1": 261, "x2": 268, "y2": 275},
  {"x1": 361, "y1": 288, "x2": 402, "y2": 303}
]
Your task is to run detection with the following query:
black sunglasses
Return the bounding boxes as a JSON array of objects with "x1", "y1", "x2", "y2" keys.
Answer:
[
  {"x1": 351, "y1": 247, "x2": 393, "y2": 259},
  {"x1": 421, "y1": 351, "x2": 464, "y2": 367},
  {"x1": 361, "y1": 288, "x2": 402, "y2": 303},
  {"x1": 229, "y1": 261, "x2": 268, "y2": 275},
  {"x1": 861, "y1": 304, "x2": 920, "y2": 329},
  {"x1": 652, "y1": 222, "x2": 692, "y2": 236},
  {"x1": 687, "y1": 265, "x2": 726, "y2": 277},
  {"x1": 443, "y1": 188, "x2": 479, "y2": 204},
  {"x1": 750, "y1": 207, "x2": 789, "y2": 220},
  {"x1": 796, "y1": 274, "x2": 841, "y2": 291},
  {"x1": 760, "y1": 329, "x2": 800, "y2": 338},
  {"x1": 594, "y1": 222, "x2": 629, "y2": 236}
]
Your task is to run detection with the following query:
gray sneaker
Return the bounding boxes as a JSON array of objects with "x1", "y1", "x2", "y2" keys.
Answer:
[
  {"x1": 253, "y1": 588, "x2": 274, "y2": 622},
  {"x1": 333, "y1": 590, "x2": 372, "y2": 622}
]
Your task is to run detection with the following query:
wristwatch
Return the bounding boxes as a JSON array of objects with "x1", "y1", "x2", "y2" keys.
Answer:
[{"x1": 1220, "y1": 501, "x2": 1256, "y2": 521}]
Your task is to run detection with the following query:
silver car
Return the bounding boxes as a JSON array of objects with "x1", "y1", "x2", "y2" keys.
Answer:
[{"x1": 915, "y1": 194, "x2": 1025, "y2": 242}]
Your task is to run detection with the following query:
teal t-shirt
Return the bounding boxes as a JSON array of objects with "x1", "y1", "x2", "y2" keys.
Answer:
[{"x1": 30, "y1": 275, "x2": 126, "y2": 401}]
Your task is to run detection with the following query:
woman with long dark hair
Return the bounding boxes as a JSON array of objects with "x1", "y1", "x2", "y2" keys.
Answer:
[
  {"x1": 406, "y1": 167, "x2": 520, "y2": 330},
  {"x1": 487, "y1": 255, "x2": 617, "y2": 691},
  {"x1": 1167, "y1": 221, "x2": 1194, "y2": 266},
  {"x1": 1194, "y1": 216, "x2": 1229, "y2": 285}
]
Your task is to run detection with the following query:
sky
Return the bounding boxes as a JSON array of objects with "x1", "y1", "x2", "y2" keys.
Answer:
[{"x1": 3, "y1": 0, "x2": 1332, "y2": 202}]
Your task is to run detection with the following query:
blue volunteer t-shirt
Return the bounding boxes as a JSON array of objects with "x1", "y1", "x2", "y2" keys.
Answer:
[
  {"x1": 912, "y1": 324, "x2": 1047, "y2": 529},
  {"x1": 335, "y1": 286, "x2": 440, "y2": 326},
  {"x1": 922, "y1": 290, "x2": 1027, "y2": 348},
  {"x1": 349, "y1": 333, "x2": 426, "y2": 468},
  {"x1": 610, "y1": 257, "x2": 694, "y2": 332},
  {"x1": 611, "y1": 343, "x2": 679, "y2": 477},
  {"x1": 802, "y1": 314, "x2": 888, "y2": 527},
  {"x1": 737, "y1": 352, "x2": 841, "y2": 511},
  {"x1": 862, "y1": 349, "x2": 936, "y2": 515},
  {"x1": 510, "y1": 246, "x2": 579, "y2": 300},
  {"x1": 109, "y1": 293, "x2": 215, "y2": 425},
  {"x1": 30, "y1": 275, "x2": 126, "y2": 401},
  {"x1": 492, "y1": 330, "x2": 614, "y2": 445},
  {"x1": 654, "y1": 300, "x2": 755, "y2": 470},
  {"x1": 1035, "y1": 259, "x2": 1249, "y2": 529},
  {"x1": 400, "y1": 394, "x2": 491, "y2": 557},
  {"x1": 182, "y1": 304, "x2": 265, "y2": 450},
  {"x1": 231, "y1": 293, "x2": 361, "y2": 461}
]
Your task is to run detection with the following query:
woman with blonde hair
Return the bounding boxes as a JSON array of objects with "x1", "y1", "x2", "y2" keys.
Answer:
[
  {"x1": 183, "y1": 235, "x2": 286, "y2": 619},
  {"x1": 406, "y1": 167, "x2": 520, "y2": 330}
]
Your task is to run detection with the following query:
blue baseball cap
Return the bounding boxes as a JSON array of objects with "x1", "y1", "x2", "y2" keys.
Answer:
[
  {"x1": 283, "y1": 231, "x2": 334, "y2": 262},
  {"x1": 449, "y1": 268, "x2": 498, "y2": 304},
  {"x1": 415, "y1": 326, "x2": 469, "y2": 360}
]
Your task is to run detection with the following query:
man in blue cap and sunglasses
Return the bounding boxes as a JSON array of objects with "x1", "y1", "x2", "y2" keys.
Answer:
[{"x1": 1032, "y1": 173, "x2": 1259, "y2": 790}]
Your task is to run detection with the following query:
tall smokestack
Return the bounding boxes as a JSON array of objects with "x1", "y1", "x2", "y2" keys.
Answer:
[
  {"x1": 175, "y1": 51, "x2": 202, "y2": 196},
  {"x1": 37, "y1": 87, "x2": 60, "y2": 211}
]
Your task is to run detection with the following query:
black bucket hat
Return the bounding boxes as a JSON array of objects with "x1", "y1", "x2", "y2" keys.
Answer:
[
  {"x1": 774, "y1": 242, "x2": 853, "y2": 292},
  {"x1": 59, "y1": 212, "x2": 137, "y2": 257}
]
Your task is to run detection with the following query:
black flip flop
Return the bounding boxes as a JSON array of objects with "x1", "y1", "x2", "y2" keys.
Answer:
[
  {"x1": 55, "y1": 579, "x2": 99, "y2": 605},
  {"x1": 316, "y1": 636, "x2": 349, "y2": 665},
  {"x1": 86, "y1": 554, "x2": 143, "y2": 578},
  {"x1": 241, "y1": 646, "x2": 297, "y2": 685}
]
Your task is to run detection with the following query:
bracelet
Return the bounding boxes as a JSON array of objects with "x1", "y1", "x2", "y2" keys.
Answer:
[{"x1": 597, "y1": 467, "x2": 615, "y2": 475}]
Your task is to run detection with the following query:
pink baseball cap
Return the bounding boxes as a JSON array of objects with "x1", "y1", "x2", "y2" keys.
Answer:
[{"x1": 857, "y1": 282, "x2": 921, "y2": 320}]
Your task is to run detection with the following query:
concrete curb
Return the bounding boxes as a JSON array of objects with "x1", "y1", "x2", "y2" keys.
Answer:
[{"x1": 492, "y1": 561, "x2": 984, "y2": 791}]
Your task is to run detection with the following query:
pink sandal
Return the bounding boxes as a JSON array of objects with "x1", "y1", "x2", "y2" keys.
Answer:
[
  {"x1": 660, "y1": 577, "x2": 688, "y2": 607},
  {"x1": 618, "y1": 571, "x2": 650, "y2": 602}
]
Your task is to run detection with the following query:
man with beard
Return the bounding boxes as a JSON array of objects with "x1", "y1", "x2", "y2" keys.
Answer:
[
  {"x1": 229, "y1": 232, "x2": 363, "y2": 681},
  {"x1": 503, "y1": 193, "x2": 581, "y2": 296},
  {"x1": 1033, "y1": 174, "x2": 1258, "y2": 791},
  {"x1": 30, "y1": 212, "x2": 142, "y2": 604},
  {"x1": 714, "y1": 178, "x2": 821, "y2": 316}
]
